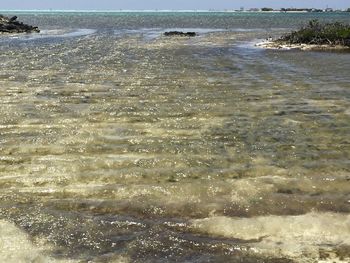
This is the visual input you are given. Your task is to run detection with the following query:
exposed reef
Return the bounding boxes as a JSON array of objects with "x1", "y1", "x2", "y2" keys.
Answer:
[
  {"x1": 164, "y1": 31, "x2": 196, "y2": 37},
  {"x1": 0, "y1": 14, "x2": 40, "y2": 34}
]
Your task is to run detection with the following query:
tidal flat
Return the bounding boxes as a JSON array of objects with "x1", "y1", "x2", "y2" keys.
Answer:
[{"x1": 0, "y1": 12, "x2": 349, "y2": 262}]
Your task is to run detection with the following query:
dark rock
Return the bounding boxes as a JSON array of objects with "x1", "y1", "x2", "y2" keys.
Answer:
[
  {"x1": 0, "y1": 14, "x2": 39, "y2": 34},
  {"x1": 164, "y1": 31, "x2": 196, "y2": 37},
  {"x1": 9, "y1": 16, "x2": 17, "y2": 22}
]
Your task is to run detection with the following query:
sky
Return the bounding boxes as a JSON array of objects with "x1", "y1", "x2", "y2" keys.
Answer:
[{"x1": 0, "y1": 0, "x2": 348, "y2": 10}]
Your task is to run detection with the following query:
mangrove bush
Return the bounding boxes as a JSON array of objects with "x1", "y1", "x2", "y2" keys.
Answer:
[{"x1": 278, "y1": 20, "x2": 350, "y2": 47}]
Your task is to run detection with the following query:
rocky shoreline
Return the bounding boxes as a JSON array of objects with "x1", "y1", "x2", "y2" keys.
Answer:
[{"x1": 0, "y1": 14, "x2": 39, "y2": 34}]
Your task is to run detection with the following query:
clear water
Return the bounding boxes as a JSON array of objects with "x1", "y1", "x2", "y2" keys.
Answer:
[{"x1": 0, "y1": 12, "x2": 350, "y2": 263}]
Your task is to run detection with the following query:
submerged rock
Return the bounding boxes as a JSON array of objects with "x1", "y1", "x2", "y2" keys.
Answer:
[
  {"x1": 164, "y1": 31, "x2": 196, "y2": 37},
  {"x1": 0, "y1": 14, "x2": 40, "y2": 34}
]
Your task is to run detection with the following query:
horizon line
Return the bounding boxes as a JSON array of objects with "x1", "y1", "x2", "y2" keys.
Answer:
[{"x1": 0, "y1": 8, "x2": 347, "y2": 13}]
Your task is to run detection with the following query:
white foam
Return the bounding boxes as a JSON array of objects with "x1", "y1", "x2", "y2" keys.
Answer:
[
  {"x1": 6, "y1": 29, "x2": 96, "y2": 41},
  {"x1": 191, "y1": 212, "x2": 350, "y2": 260},
  {"x1": 0, "y1": 220, "x2": 71, "y2": 262}
]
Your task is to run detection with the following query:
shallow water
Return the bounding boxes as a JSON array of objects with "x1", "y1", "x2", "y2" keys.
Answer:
[{"x1": 0, "y1": 12, "x2": 350, "y2": 262}]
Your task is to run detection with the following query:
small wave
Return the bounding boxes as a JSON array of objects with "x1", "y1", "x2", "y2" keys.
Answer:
[
  {"x1": 236, "y1": 39, "x2": 269, "y2": 49},
  {"x1": 191, "y1": 212, "x2": 350, "y2": 261},
  {"x1": 3, "y1": 29, "x2": 96, "y2": 42},
  {"x1": 41, "y1": 28, "x2": 96, "y2": 38},
  {"x1": 0, "y1": 220, "x2": 79, "y2": 262}
]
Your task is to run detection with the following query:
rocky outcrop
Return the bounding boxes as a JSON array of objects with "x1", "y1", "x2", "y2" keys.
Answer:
[
  {"x1": 164, "y1": 31, "x2": 196, "y2": 37},
  {"x1": 0, "y1": 14, "x2": 40, "y2": 34}
]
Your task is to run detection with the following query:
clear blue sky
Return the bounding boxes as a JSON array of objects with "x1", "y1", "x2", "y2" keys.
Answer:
[{"x1": 0, "y1": 0, "x2": 348, "y2": 10}]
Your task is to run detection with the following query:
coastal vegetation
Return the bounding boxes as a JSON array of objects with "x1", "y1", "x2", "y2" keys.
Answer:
[
  {"x1": 247, "y1": 7, "x2": 347, "y2": 12},
  {"x1": 276, "y1": 20, "x2": 350, "y2": 47},
  {"x1": 261, "y1": 7, "x2": 274, "y2": 11}
]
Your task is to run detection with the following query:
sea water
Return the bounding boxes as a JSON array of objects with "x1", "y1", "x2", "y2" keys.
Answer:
[{"x1": 0, "y1": 11, "x2": 349, "y2": 262}]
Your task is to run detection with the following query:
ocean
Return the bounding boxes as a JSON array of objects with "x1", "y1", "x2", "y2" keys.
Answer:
[{"x1": 0, "y1": 11, "x2": 350, "y2": 262}]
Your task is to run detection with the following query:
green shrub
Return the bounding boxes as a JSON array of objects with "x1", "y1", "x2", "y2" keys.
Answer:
[
  {"x1": 278, "y1": 20, "x2": 350, "y2": 46},
  {"x1": 261, "y1": 7, "x2": 274, "y2": 11}
]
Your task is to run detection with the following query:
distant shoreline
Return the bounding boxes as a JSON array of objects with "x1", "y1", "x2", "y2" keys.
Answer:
[{"x1": 0, "y1": 9, "x2": 349, "y2": 13}]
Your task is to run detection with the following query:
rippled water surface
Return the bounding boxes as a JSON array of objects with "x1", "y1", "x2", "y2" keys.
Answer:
[{"x1": 0, "y1": 12, "x2": 350, "y2": 262}]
